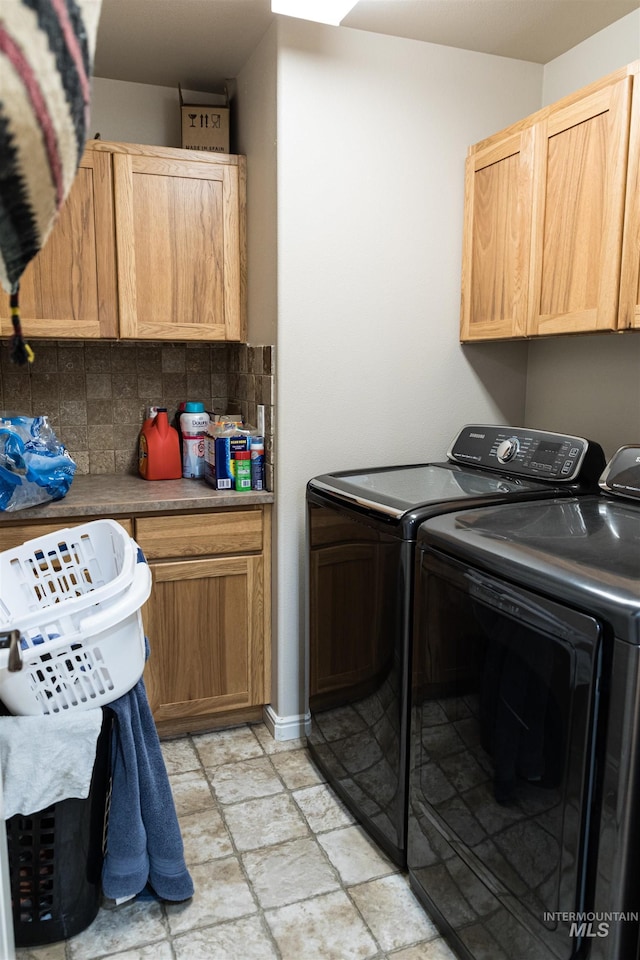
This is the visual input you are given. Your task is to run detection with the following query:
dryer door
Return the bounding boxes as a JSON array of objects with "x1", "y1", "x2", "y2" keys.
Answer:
[{"x1": 408, "y1": 548, "x2": 602, "y2": 960}]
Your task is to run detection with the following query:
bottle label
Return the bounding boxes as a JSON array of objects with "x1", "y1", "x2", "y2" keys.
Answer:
[
  {"x1": 138, "y1": 434, "x2": 148, "y2": 477},
  {"x1": 235, "y1": 463, "x2": 252, "y2": 491},
  {"x1": 181, "y1": 414, "x2": 210, "y2": 435},
  {"x1": 182, "y1": 436, "x2": 205, "y2": 478}
]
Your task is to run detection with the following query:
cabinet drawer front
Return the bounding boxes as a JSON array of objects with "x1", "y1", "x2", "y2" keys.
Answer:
[
  {"x1": 0, "y1": 517, "x2": 133, "y2": 553},
  {"x1": 135, "y1": 510, "x2": 263, "y2": 559}
]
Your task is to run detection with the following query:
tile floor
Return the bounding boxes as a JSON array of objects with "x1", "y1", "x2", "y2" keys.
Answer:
[{"x1": 14, "y1": 722, "x2": 459, "y2": 960}]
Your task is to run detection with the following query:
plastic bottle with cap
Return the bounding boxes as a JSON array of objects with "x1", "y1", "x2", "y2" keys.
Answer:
[
  {"x1": 138, "y1": 408, "x2": 182, "y2": 480},
  {"x1": 249, "y1": 436, "x2": 265, "y2": 490},
  {"x1": 179, "y1": 402, "x2": 210, "y2": 479}
]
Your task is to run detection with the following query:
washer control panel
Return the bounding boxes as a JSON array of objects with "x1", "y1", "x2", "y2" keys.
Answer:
[
  {"x1": 448, "y1": 425, "x2": 594, "y2": 482},
  {"x1": 599, "y1": 446, "x2": 640, "y2": 500}
]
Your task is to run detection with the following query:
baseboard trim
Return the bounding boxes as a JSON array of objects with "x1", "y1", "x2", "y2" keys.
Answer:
[{"x1": 262, "y1": 705, "x2": 311, "y2": 741}]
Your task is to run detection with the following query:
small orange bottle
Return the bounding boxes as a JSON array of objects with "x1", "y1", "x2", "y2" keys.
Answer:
[{"x1": 138, "y1": 408, "x2": 182, "y2": 480}]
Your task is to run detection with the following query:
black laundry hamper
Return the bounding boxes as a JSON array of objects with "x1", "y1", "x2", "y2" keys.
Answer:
[{"x1": 5, "y1": 708, "x2": 112, "y2": 947}]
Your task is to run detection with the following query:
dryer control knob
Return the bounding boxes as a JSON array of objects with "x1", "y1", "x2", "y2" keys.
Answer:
[{"x1": 497, "y1": 437, "x2": 519, "y2": 463}]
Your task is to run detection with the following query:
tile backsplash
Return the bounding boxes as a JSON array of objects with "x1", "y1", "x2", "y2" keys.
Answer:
[{"x1": 0, "y1": 341, "x2": 275, "y2": 487}]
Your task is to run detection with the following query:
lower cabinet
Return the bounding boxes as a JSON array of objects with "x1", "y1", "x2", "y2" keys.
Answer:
[
  {"x1": 134, "y1": 506, "x2": 272, "y2": 737},
  {"x1": 0, "y1": 504, "x2": 272, "y2": 737}
]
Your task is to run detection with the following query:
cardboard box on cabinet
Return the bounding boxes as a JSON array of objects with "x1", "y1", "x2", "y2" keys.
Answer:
[{"x1": 179, "y1": 85, "x2": 230, "y2": 153}]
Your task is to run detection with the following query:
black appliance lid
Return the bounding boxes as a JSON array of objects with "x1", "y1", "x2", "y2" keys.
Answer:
[
  {"x1": 419, "y1": 496, "x2": 640, "y2": 639},
  {"x1": 308, "y1": 462, "x2": 552, "y2": 519},
  {"x1": 308, "y1": 423, "x2": 604, "y2": 520}
]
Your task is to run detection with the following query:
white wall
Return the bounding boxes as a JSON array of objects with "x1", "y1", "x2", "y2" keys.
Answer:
[
  {"x1": 275, "y1": 22, "x2": 540, "y2": 477},
  {"x1": 90, "y1": 77, "x2": 182, "y2": 146},
  {"x1": 235, "y1": 26, "x2": 278, "y2": 346},
  {"x1": 542, "y1": 9, "x2": 640, "y2": 104},
  {"x1": 525, "y1": 335, "x2": 640, "y2": 456},
  {"x1": 257, "y1": 20, "x2": 542, "y2": 726},
  {"x1": 526, "y1": 11, "x2": 640, "y2": 459}
]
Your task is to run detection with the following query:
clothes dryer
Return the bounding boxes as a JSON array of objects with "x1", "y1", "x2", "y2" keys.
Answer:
[{"x1": 408, "y1": 445, "x2": 640, "y2": 960}]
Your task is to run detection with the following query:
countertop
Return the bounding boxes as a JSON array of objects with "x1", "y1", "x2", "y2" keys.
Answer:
[{"x1": 0, "y1": 474, "x2": 274, "y2": 523}]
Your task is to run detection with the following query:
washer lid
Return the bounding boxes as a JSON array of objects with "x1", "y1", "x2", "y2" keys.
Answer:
[{"x1": 308, "y1": 462, "x2": 550, "y2": 518}]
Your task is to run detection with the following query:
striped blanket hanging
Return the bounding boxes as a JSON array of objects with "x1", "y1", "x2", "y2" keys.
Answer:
[{"x1": 0, "y1": 0, "x2": 102, "y2": 363}]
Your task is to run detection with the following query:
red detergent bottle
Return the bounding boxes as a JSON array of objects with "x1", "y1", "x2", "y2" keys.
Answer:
[{"x1": 138, "y1": 408, "x2": 182, "y2": 480}]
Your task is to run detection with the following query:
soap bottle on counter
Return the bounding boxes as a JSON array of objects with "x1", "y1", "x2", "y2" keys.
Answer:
[
  {"x1": 180, "y1": 402, "x2": 210, "y2": 479},
  {"x1": 138, "y1": 408, "x2": 182, "y2": 480}
]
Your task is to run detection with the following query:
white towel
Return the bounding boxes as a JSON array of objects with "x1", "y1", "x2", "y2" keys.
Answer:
[{"x1": 0, "y1": 709, "x2": 103, "y2": 819}]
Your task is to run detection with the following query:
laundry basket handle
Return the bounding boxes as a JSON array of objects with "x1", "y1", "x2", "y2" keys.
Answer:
[
  {"x1": 0, "y1": 630, "x2": 22, "y2": 672},
  {"x1": 77, "y1": 560, "x2": 152, "y2": 637}
]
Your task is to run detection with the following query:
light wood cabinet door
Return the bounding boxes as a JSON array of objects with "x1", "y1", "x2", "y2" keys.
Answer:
[
  {"x1": 142, "y1": 554, "x2": 267, "y2": 724},
  {"x1": 527, "y1": 75, "x2": 632, "y2": 336},
  {"x1": 112, "y1": 149, "x2": 246, "y2": 342},
  {"x1": 0, "y1": 150, "x2": 118, "y2": 338},
  {"x1": 460, "y1": 128, "x2": 535, "y2": 342},
  {"x1": 619, "y1": 66, "x2": 640, "y2": 330}
]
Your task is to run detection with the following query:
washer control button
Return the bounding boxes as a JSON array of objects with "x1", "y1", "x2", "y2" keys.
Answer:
[{"x1": 496, "y1": 437, "x2": 520, "y2": 463}]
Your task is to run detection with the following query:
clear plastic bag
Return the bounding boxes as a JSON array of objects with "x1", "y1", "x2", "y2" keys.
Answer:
[{"x1": 0, "y1": 415, "x2": 76, "y2": 512}]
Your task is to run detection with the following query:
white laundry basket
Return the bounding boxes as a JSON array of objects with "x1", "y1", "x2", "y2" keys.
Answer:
[{"x1": 0, "y1": 519, "x2": 152, "y2": 715}]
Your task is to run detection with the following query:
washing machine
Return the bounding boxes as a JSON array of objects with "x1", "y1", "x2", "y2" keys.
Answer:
[
  {"x1": 408, "y1": 445, "x2": 640, "y2": 960},
  {"x1": 306, "y1": 424, "x2": 605, "y2": 867}
]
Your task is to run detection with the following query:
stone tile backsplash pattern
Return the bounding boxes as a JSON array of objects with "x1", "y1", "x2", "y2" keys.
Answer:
[{"x1": 0, "y1": 341, "x2": 274, "y2": 488}]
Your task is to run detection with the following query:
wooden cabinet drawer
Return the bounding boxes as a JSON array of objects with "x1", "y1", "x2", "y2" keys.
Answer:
[
  {"x1": 0, "y1": 516, "x2": 133, "y2": 553},
  {"x1": 134, "y1": 509, "x2": 263, "y2": 560}
]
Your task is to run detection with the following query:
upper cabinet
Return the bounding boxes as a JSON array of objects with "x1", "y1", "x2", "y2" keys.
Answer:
[
  {"x1": 0, "y1": 149, "x2": 118, "y2": 339},
  {"x1": 0, "y1": 140, "x2": 247, "y2": 342},
  {"x1": 461, "y1": 61, "x2": 640, "y2": 342},
  {"x1": 108, "y1": 144, "x2": 246, "y2": 341},
  {"x1": 460, "y1": 127, "x2": 535, "y2": 341},
  {"x1": 528, "y1": 75, "x2": 631, "y2": 337}
]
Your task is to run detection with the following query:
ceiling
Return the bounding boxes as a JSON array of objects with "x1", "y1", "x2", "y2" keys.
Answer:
[{"x1": 92, "y1": 0, "x2": 639, "y2": 92}]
